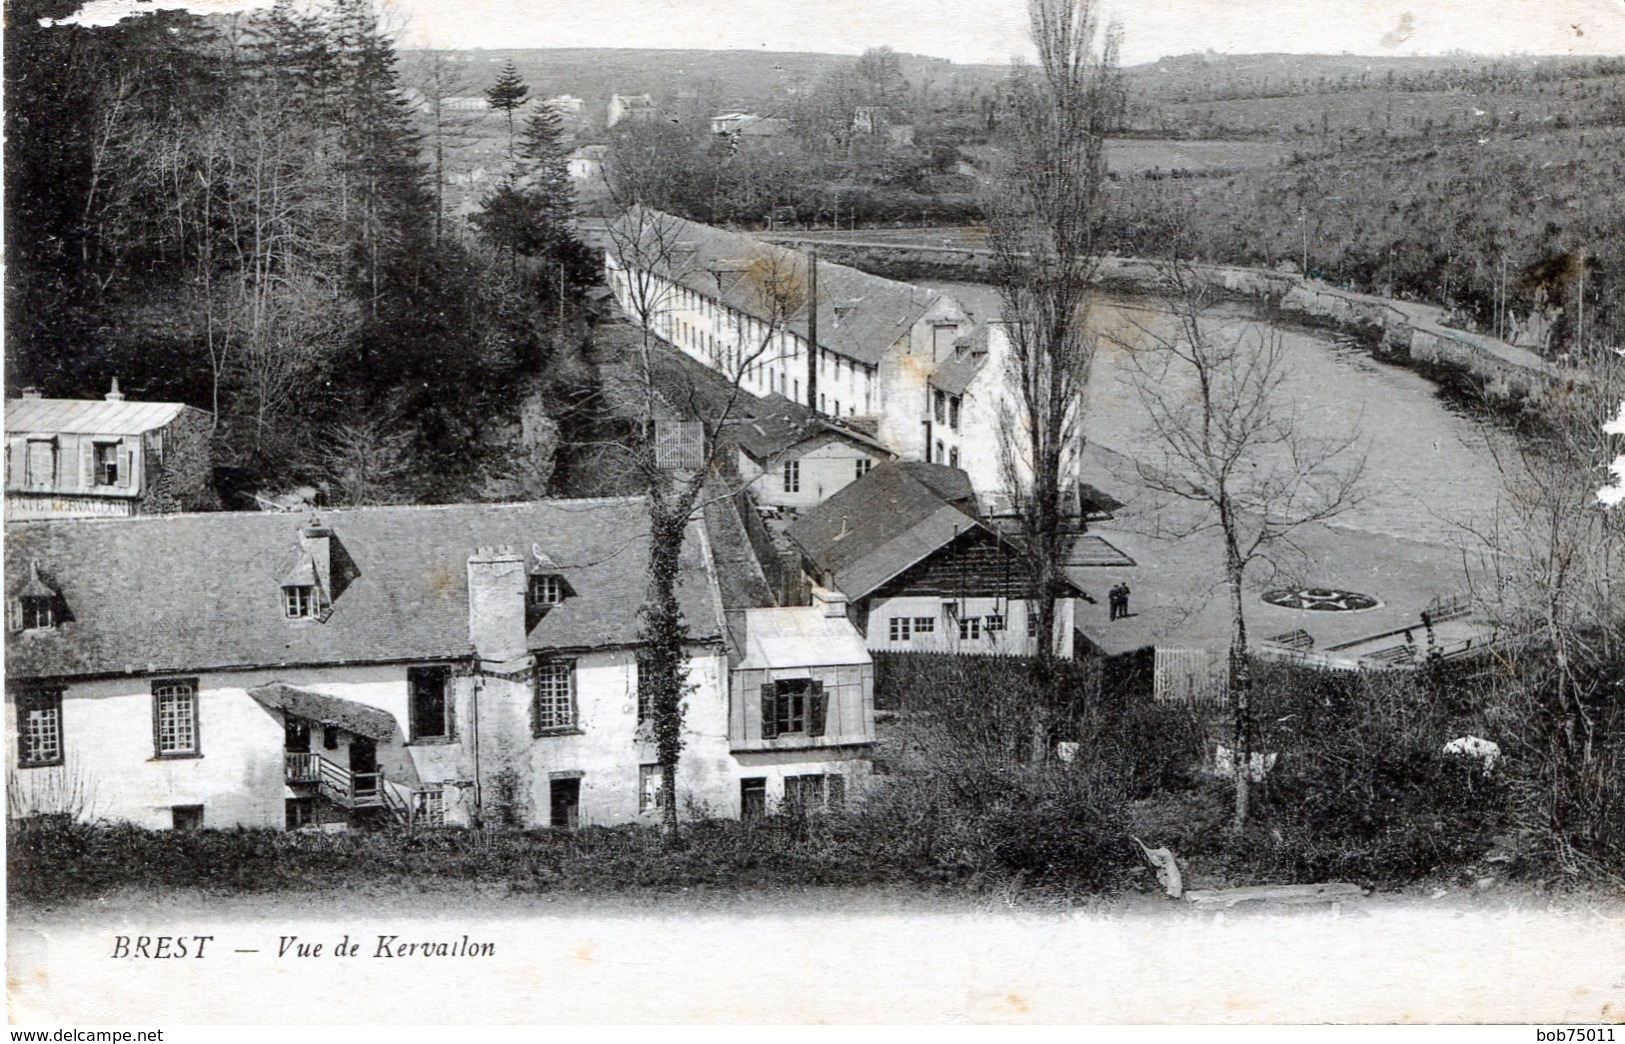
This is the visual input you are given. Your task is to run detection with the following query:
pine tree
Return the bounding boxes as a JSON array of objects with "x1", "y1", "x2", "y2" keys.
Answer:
[{"x1": 484, "y1": 58, "x2": 530, "y2": 160}]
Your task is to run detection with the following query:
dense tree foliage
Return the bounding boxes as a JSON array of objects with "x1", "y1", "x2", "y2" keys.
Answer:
[{"x1": 4, "y1": 0, "x2": 580, "y2": 505}]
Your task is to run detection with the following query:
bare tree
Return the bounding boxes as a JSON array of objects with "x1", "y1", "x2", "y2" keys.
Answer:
[
  {"x1": 1119, "y1": 264, "x2": 1366, "y2": 830},
  {"x1": 987, "y1": 0, "x2": 1124, "y2": 697},
  {"x1": 601, "y1": 203, "x2": 814, "y2": 835}
]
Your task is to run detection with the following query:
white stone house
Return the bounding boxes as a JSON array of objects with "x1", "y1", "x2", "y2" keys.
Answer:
[
  {"x1": 730, "y1": 394, "x2": 894, "y2": 513},
  {"x1": 5, "y1": 499, "x2": 874, "y2": 831},
  {"x1": 603, "y1": 211, "x2": 1080, "y2": 514}
]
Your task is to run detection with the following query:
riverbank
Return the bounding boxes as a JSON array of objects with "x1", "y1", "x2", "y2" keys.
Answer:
[{"x1": 760, "y1": 229, "x2": 1566, "y2": 411}]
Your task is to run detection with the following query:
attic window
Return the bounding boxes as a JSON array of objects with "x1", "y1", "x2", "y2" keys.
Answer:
[
  {"x1": 20, "y1": 596, "x2": 55, "y2": 631},
  {"x1": 529, "y1": 574, "x2": 564, "y2": 607},
  {"x1": 284, "y1": 585, "x2": 315, "y2": 619},
  {"x1": 93, "y1": 442, "x2": 120, "y2": 486}
]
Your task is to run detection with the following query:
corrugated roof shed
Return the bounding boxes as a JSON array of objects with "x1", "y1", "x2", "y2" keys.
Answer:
[
  {"x1": 5, "y1": 498, "x2": 723, "y2": 681},
  {"x1": 784, "y1": 461, "x2": 981, "y2": 602},
  {"x1": 6, "y1": 397, "x2": 197, "y2": 436},
  {"x1": 609, "y1": 208, "x2": 947, "y2": 367}
]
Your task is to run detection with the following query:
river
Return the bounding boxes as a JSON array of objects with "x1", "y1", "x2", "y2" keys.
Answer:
[{"x1": 920, "y1": 280, "x2": 1504, "y2": 548}]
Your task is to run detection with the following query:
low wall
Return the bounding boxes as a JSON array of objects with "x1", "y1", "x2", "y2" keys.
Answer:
[{"x1": 763, "y1": 233, "x2": 1563, "y2": 407}]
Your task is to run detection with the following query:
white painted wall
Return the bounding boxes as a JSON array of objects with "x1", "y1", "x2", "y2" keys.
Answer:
[{"x1": 863, "y1": 594, "x2": 1077, "y2": 659}]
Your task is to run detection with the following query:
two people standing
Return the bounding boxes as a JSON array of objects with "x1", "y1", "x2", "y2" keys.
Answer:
[{"x1": 1109, "y1": 582, "x2": 1133, "y2": 620}]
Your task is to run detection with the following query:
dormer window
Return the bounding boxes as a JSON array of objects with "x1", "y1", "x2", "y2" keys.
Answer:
[
  {"x1": 529, "y1": 574, "x2": 564, "y2": 608},
  {"x1": 20, "y1": 596, "x2": 55, "y2": 631},
  {"x1": 10, "y1": 561, "x2": 64, "y2": 633},
  {"x1": 284, "y1": 585, "x2": 315, "y2": 619}
]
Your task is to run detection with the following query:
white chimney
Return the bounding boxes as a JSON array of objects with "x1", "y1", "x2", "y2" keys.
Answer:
[
  {"x1": 811, "y1": 586, "x2": 847, "y2": 619},
  {"x1": 105, "y1": 378, "x2": 125, "y2": 402},
  {"x1": 467, "y1": 545, "x2": 528, "y2": 667}
]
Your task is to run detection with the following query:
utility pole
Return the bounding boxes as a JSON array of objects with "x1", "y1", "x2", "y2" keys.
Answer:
[{"x1": 806, "y1": 247, "x2": 819, "y2": 411}]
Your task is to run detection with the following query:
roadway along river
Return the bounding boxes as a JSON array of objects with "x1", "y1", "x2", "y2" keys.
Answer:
[{"x1": 920, "y1": 280, "x2": 1506, "y2": 549}]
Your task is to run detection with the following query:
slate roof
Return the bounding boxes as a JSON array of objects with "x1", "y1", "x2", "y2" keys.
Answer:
[
  {"x1": 928, "y1": 348, "x2": 988, "y2": 396},
  {"x1": 609, "y1": 208, "x2": 949, "y2": 367},
  {"x1": 784, "y1": 462, "x2": 982, "y2": 602},
  {"x1": 5, "y1": 498, "x2": 723, "y2": 682},
  {"x1": 248, "y1": 683, "x2": 398, "y2": 741},
  {"x1": 732, "y1": 394, "x2": 893, "y2": 463},
  {"x1": 6, "y1": 397, "x2": 201, "y2": 436}
]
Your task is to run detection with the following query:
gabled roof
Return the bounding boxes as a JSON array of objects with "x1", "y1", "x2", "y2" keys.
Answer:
[
  {"x1": 5, "y1": 499, "x2": 723, "y2": 682},
  {"x1": 608, "y1": 209, "x2": 952, "y2": 367},
  {"x1": 784, "y1": 461, "x2": 981, "y2": 602},
  {"x1": 929, "y1": 347, "x2": 988, "y2": 396},
  {"x1": 733, "y1": 393, "x2": 893, "y2": 463},
  {"x1": 6, "y1": 397, "x2": 202, "y2": 436}
]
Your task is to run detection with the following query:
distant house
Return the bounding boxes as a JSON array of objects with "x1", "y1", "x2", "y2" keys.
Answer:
[
  {"x1": 568, "y1": 144, "x2": 608, "y2": 187},
  {"x1": 548, "y1": 94, "x2": 586, "y2": 115},
  {"x1": 4, "y1": 381, "x2": 213, "y2": 521},
  {"x1": 4, "y1": 498, "x2": 875, "y2": 830},
  {"x1": 710, "y1": 111, "x2": 756, "y2": 136},
  {"x1": 604, "y1": 211, "x2": 1083, "y2": 513},
  {"x1": 607, "y1": 93, "x2": 654, "y2": 128},
  {"x1": 731, "y1": 394, "x2": 894, "y2": 512},
  {"x1": 785, "y1": 461, "x2": 1092, "y2": 658},
  {"x1": 711, "y1": 113, "x2": 791, "y2": 147}
]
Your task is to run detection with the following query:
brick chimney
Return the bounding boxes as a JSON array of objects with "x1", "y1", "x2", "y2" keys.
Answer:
[
  {"x1": 467, "y1": 545, "x2": 528, "y2": 667},
  {"x1": 105, "y1": 378, "x2": 125, "y2": 402}
]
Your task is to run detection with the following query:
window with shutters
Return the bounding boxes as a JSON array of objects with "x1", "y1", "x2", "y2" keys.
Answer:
[
  {"x1": 16, "y1": 689, "x2": 64, "y2": 768},
  {"x1": 532, "y1": 660, "x2": 577, "y2": 734},
  {"x1": 152, "y1": 680, "x2": 199, "y2": 758},
  {"x1": 888, "y1": 616, "x2": 911, "y2": 642},
  {"x1": 408, "y1": 665, "x2": 453, "y2": 742},
  {"x1": 25, "y1": 439, "x2": 56, "y2": 489},
  {"x1": 93, "y1": 442, "x2": 120, "y2": 486},
  {"x1": 759, "y1": 679, "x2": 827, "y2": 741},
  {"x1": 782, "y1": 459, "x2": 800, "y2": 493}
]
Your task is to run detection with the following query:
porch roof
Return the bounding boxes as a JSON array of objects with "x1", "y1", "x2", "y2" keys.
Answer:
[{"x1": 248, "y1": 682, "x2": 400, "y2": 742}]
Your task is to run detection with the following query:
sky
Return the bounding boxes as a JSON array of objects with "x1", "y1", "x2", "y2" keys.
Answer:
[{"x1": 49, "y1": 0, "x2": 1625, "y2": 65}]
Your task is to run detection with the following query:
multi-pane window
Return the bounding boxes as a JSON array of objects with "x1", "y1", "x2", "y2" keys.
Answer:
[
  {"x1": 284, "y1": 585, "x2": 314, "y2": 619},
  {"x1": 412, "y1": 788, "x2": 446, "y2": 827},
  {"x1": 636, "y1": 653, "x2": 656, "y2": 724},
  {"x1": 408, "y1": 665, "x2": 452, "y2": 741},
  {"x1": 17, "y1": 689, "x2": 63, "y2": 768},
  {"x1": 93, "y1": 442, "x2": 120, "y2": 485},
  {"x1": 784, "y1": 773, "x2": 826, "y2": 811},
  {"x1": 855, "y1": 458, "x2": 873, "y2": 481},
  {"x1": 533, "y1": 660, "x2": 576, "y2": 733},
  {"x1": 933, "y1": 390, "x2": 946, "y2": 424},
  {"x1": 986, "y1": 613, "x2": 1006, "y2": 632},
  {"x1": 20, "y1": 596, "x2": 55, "y2": 631},
  {"x1": 639, "y1": 764, "x2": 663, "y2": 814},
  {"x1": 26, "y1": 439, "x2": 56, "y2": 488},
  {"x1": 958, "y1": 617, "x2": 982, "y2": 641},
  {"x1": 529, "y1": 573, "x2": 563, "y2": 607},
  {"x1": 782, "y1": 460, "x2": 800, "y2": 493},
  {"x1": 949, "y1": 395, "x2": 961, "y2": 431},
  {"x1": 888, "y1": 616, "x2": 911, "y2": 642},
  {"x1": 153, "y1": 680, "x2": 199, "y2": 757},
  {"x1": 913, "y1": 616, "x2": 936, "y2": 634},
  {"x1": 1027, "y1": 612, "x2": 1041, "y2": 639}
]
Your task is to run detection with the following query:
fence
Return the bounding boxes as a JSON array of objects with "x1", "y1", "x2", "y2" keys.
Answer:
[{"x1": 1152, "y1": 646, "x2": 1229, "y2": 705}]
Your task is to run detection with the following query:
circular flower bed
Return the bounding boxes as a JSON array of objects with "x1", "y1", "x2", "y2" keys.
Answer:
[{"x1": 1261, "y1": 587, "x2": 1381, "y2": 612}]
